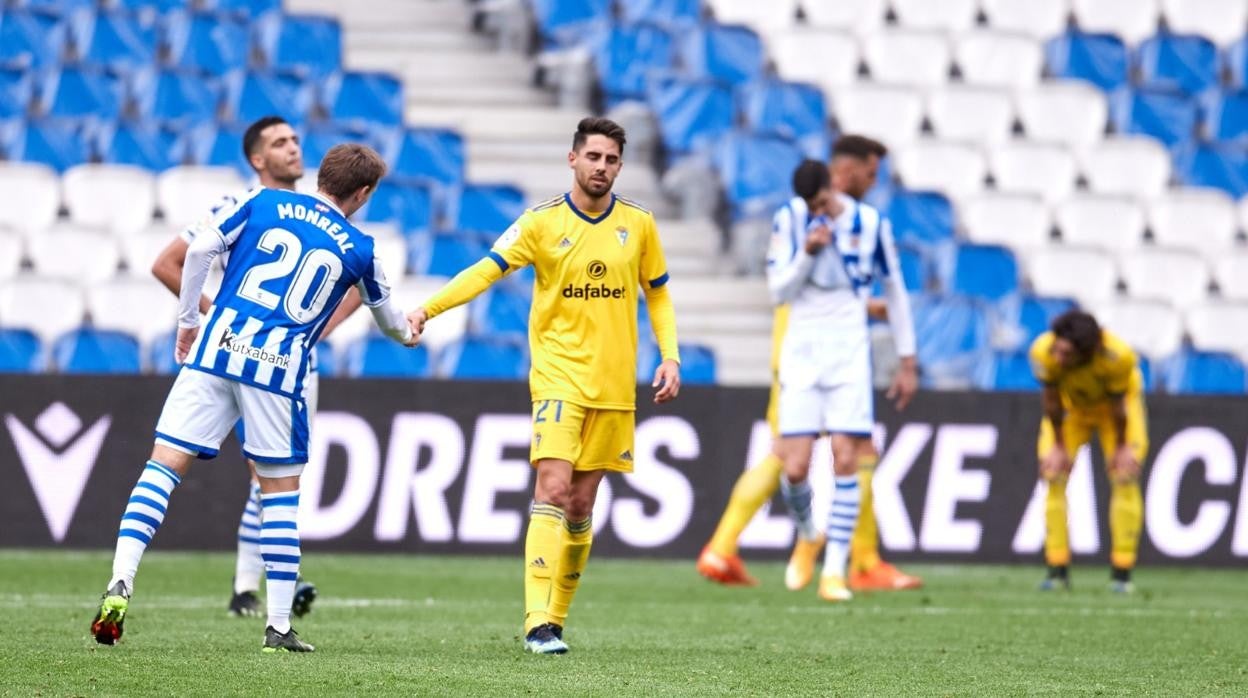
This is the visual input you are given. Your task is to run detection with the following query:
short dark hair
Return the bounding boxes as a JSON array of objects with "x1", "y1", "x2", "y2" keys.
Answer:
[
  {"x1": 832, "y1": 134, "x2": 888, "y2": 161},
  {"x1": 317, "y1": 143, "x2": 387, "y2": 200},
  {"x1": 242, "y1": 116, "x2": 288, "y2": 161},
  {"x1": 572, "y1": 117, "x2": 626, "y2": 154},
  {"x1": 1052, "y1": 310, "x2": 1103, "y2": 357},
  {"x1": 792, "y1": 159, "x2": 830, "y2": 201}
]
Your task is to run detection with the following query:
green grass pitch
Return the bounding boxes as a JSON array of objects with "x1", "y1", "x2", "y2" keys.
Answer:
[{"x1": 1, "y1": 550, "x2": 1245, "y2": 696}]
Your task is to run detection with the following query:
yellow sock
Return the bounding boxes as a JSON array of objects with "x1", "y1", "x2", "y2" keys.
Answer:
[
  {"x1": 1045, "y1": 477, "x2": 1071, "y2": 567},
  {"x1": 547, "y1": 516, "x2": 593, "y2": 629},
  {"x1": 524, "y1": 503, "x2": 563, "y2": 633},
  {"x1": 850, "y1": 456, "x2": 880, "y2": 573},
  {"x1": 707, "y1": 453, "x2": 783, "y2": 557},
  {"x1": 1109, "y1": 481, "x2": 1143, "y2": 570}
]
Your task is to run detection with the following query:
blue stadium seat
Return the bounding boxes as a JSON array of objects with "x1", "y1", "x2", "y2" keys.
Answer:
[
  {"x1": 0, "y1": 67, "x2": 34, "y2": 118},
  {"x1": 638, "y1": 340, "x2": 716, "y2": 384},
  {"x1": 128, "y1": 68, "x2": 221, "y2": 125},
  {"x1": 204, "y1": 0, "x2": 283, "y2": 17},
  {"x1": 416, "y1": 233, "x2": 489, "y2": 277},
  {"x1": 738, "y1": 80, "x2": 830, "y2": 159},
  {"x1": 438, "y1": 336, "x2": 528, "y2": 380},
  {"x1": 648, "y1": 77, "x2": 735, "y2": 155},
  {"x1": 162, "y1": 11, "x2": 249, "y2": 75},
  {"x1": 1014, "y1": 295, "x2": 1076, "y2": 346},
  {"x1": 223, "y1": 71, "x2": 314, "y2": 125},
  {"x1": 1200, "y1": 89, "x2": 1248, "y2": 145},
  {"x1": 1045, "y1": 31, "x2": 1129, "y2": 92},
  {"x1": 378, "y1": 127, "x2": 465, "y2": 187},
  {"x1": 679, "y1": 24, "x2": 764, "y2": 86},
  {"x1": 1110, "y1": 88, "x2": 1198, "y2": 147},
  {"x1": 53, "y1": 328, "x2": 141, "y2": 374},
  {"x1": 714, "y1": 131, "x2": 804, "y2": 219},
  {"x1": 41, "y1": 67, "x2": 123, "y2": 119},
  {"x1": 0, "y1": 328, "x2": 42, "y2": 372},
  {"x1": 593, "y1": 22, "x2": 675, "y2": 105},
  {"x1": 1162, "y1": 348, "x2": 1247, "y2": 394},
  {"x1": 345, "y1": 336, "x2": 430, "y2": 378},
  {"x1": 253, "y1": 12, "x2": 342, "y2": 80},
  {"x1": 147, "y1": 331, "x2": 178, "y2": 374},
  {"x1": 113, "y1": 0, "x2": 188, "y2": 12},
  {"x1": 1137, "y1": 355, "x2": 1153, "y2": 392},
  {"x1": 361, "y1": 179, "x2": 435, "y2": 236},
  {"x1": 301, "y1": 122, "x2": 371, "y2": 169},
  {"x1": 470, "y1": 285, "x2": 531, "y2": 338},
  {"x1": 617, "y1": 0, "x2": 701, "y2": 27},
  {"x1": 20, "y1": 0, "x2": 95, "y2": 14},
  {"x1": 863, "y1": 154, "x2": 894, "y2": 211},
  {"x1": 870, "y1": 244, "x2": 927, "y2": 294},
  {"x1": 179, "y1": 121, "x2": 249, "y2": 176},
  {"x1": 912, "y1": 293, "x2": 991, "y2": 388},
  {"x1": 314, "y1": 340, "x2": 337, "y2": 377},
  {"x1": 949, "y1": 244, "x2": 1019, "y2": 303},
  {"x1": 530, "y1": 0, "x2": 611, "y2": 47},
  {"x1": 69, "y1": 10, "x2": 158, "y2": 71},
  {"x1": 9, "y1": 119, "x2": 89, "y2": 171},
  {"x1": 321, "y1": 71, "x2": 403, "y2": 128},
  {"x1": 451, "y1": 184, "x2": 526, "y2": 235},
  {"x1": 886, "y1": 190, "x2": 954, "y2": 248},
  {"x1": 1172, "y1": 142, "x2": 1248, "y2": 198},
  {"x1": 1135, "y1": 33, "x2": 1218, "y2": 95},
  {"x1": 1228, "y1": 36, "x2": 1248, "y2": 89},
  {"x1": 973, "y1": 349, "x2": 1039, "y2": 391},
  {"x1": 95, "y1": 121, "x2": 181, "y2": 171},
  {"x1": 0, "y1": 10, "x2": 67, "y2": 70}
]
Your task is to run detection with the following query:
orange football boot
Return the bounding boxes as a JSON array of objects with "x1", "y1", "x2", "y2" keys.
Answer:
[
  {"x1": 848, "y1": 561, "x2": 923, "y2": 591},
  {"x1": 696, "y1": 546, "x2": 760, "y2": 586}
]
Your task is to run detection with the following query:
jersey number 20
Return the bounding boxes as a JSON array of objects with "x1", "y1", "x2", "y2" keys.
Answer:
[{"x1": 238, "y1": 228, "x2": 342, "y2": 323}]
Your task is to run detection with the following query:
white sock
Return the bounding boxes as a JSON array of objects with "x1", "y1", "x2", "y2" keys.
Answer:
[
  {"x1": 110, "y1": 461, "x2": 181, "y2": 593},
  {"x1": 234, "y1": 482, "x2": 264, "y2": 594},
  {"x1": 780, "y1": 476, "x2": 819, "y2": 541},
  {"x1": 260, "y1": 489, "x2": 301, "y2": 634},
  {"x1": 824, "y1": 475, "x2": 861, "y2": 577}
]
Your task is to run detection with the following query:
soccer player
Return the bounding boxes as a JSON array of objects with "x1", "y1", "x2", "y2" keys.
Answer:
[
  {"x1": 410, "y1": 117, "x2": 681, "y2": 655},
  {"x1": 151, "y1": 115, "x2": 361, "y2": 618},
  {"x1": 91, "y1": 144, "x2": 418, "y2": 652},
  {"x1": 1030, "y1": 310, "x2": 1146, "y2": 593},
  {"x1": 697, "y1": 137, "x2": 920, "y2": 592}
]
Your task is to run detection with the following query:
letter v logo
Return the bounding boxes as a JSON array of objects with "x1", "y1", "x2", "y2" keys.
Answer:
[{"x1": 6, "y1": 403, "x2": 111, "y2": 542}]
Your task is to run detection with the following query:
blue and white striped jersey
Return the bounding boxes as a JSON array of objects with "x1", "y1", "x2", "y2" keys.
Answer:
[{"x1": 181, "y1": 188, "x2": 394, "y2": 398}]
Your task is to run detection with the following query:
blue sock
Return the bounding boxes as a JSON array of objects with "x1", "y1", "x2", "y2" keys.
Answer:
[
  {"x1": 780, "y1": 476, "x2": 819, "y2": 541},
  {"x1": 234, "y1": 482, "x2": 264, "y2": 594},
  {"x1": 110, "y1": 460, "x2": 181, "y2": 592},
  {"x1": 260, "y1": 489, "x2": 301, "y2": 633},
  {"x1": 824, "y1": 475, "x2": 861, "y2": 577}
]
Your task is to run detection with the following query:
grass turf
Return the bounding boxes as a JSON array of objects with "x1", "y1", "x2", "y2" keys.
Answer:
[{"x1": 0, "y1": 550, "x2": 1245, "y2": 696}]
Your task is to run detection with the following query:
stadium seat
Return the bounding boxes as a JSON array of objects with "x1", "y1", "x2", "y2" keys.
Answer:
[
  {"x1": 41, "y1": 67, "x2": 123, "y2": 120},
  {"x1": 639, "y1": 341, "x2": 716, "y2": 384},
  {"x1": 161, "y1": 10, "x2": 249, "y2": 74},
  {"x1": 894, "y1": 245, "x2": 928, "y2": 292},
  {"x1": 62, "y1": 164, "x2": 157, "y2": 236},
  {"x1": 1120, "y1": 248, "x2": 1210, "y2": 305},
  {"x1": 1162, "y1": 348, "x2": 1247, "y2": 394},
  {"x1": 321, "y1": 71, "x2": 403, "y2": 128},
  {"x1": 113, "y1": 0, "x2": 187, "y2": 11},
  {"x1": 145, "y1": 329, "x2": 178, "y2": 375},
  {"x1": 1094, "y1": 298, "x2": 1184, "y2": 358},
  {"x1": 1213, "y1": 250, "x2": 1248, "y2": 300},
  {"x1": 738, "y1": 80, "x2": 829, "y2": 159},
  {"x1": 956, "y1": 30, "x2": 1044, "y2": 89},
  {"x1": 714, "y1": 131, "x2": 805, "y2": 219},
  {"x1": 204, "y1": 0, "x2": 283, "y2": 16},
  {"x1": 1070, "y1": 0, "x2": 1160, "y2": 45},
  {"x1": 94, "y1": 121, "x2": 181, "y2": 172},
  {"x1": 1016, "y1": 81, "x2": 1108, "y2": 149},
  {"x1": 0, "y1": 67, "x2": 34, "y2": 118},
  {"x1": 1200, "y1": 89, "x2": 1248, "y2": 145},
  {"x1": 648, "y1": 77, "x2": 735, "y2": 155},
  {"x1": 1135, "y1": 33, "x2": 1219, "y2": 95},
  {"x1": 1147, "y1": 188, "x2": 1238, "y2": 262},
  {"x1": 894, "y1": 140, "x2": 987, "y2": 202},
  {"x1": 924, "y1": 85, "x2": 1015, "y2": 149},
  {"x1": 1161, "y1": 0, "x2": 1248, "y2": 47},
  {"x1": 979, "y1": 0, "x2": 1069, "y2": 40},
  {"x1": 300, "y1": 122, "x2": 370, "y2": 170},
  {"x1": 1184, "y1": 301, "x2": 1248, "y2": 357},
  {"x1": 69, "y1": 10, "x2": 157, "y2": 71},
  {"x1": 0, "y1": 231, "x2": 22, "y2": 281},
  {"x1": 416, "y1": 233, "x2": 489, "y2": 278},
  {"x1": 1045, "y1": 31, "x2": 1129, "y2": 91},
  {"x1": 450, "y1": 184, "x2": 526, "y2": 236},
  {"x1": 1079, "y1": 136, "x2": 1171, "y2": 198},
  {"x1": 370, "y1": 233, "x2": 409, "y2": 287},
  {"x1": 222, "y1": 71, "x2": 314, "y2": 125},
  {"x1": 379, "y1": 127, "x2": 465, "y2": 188},
  {"x1": 393, "y1": 277, "x2": 467, "y2": 353},
  {"x1": 0, "y1": 277, "x2": 85, "y2": 343},
  {"x1": 1055, "y1": 194, "x2": 1145, "y2": 254},
  {"x1": 948, "y1": 244, "x2": 1019, "y2": 303},
  {"x1": 911, "y1": 293, "x2": 991, "y2": 389},
  {"x1": 360, "y1": 180, "x2": 435, "y2": 236},
  {"x1": 1228, "y1": 36, "x2": 1248, "y2": 89},
  {"x1": 617, "y1": 0, "x2": 702, "y2": 28},
  {"x1": 593, "y1": 22, "x2": 675, "y2": 104},
  {"x1": 0, "y1": 162, "x2": 59, "y2": 235},
  {"x1": 1027, "y1": 246, "x2": 1118, "y2": 307},
  {"x1": 679, "y1": 23, "x2": 765, "y2": 86},
  {"x1": 802, "y1": 0, "x2": 886, "y2": 37},
  {"x1": 890, "y1": 0, "x2": 977, "y2": 32},
  {"x1": 0, "y1": 328, "x2": 42, "y2": 372},
  {"x1": 886, "y1": 190, "x2": 955, "y2": 248},
  {"x1": 314, "y1": 340, "x2": 337, "y2": 378},
  {"x1": 973, "y1": 349, "x2": 1040, "y2": 391},
  {"x1": 528, "y1": 0, "x2": 611, "y2": 47},
  {"x1": 470, "y1": 285, "x2": 531, "y2": 338},
  {"x1": 769, "y1": 28, "x2": 859, "y2": 95},
  {"x1": 437, "y1": 336, "x2": 528, "y2": 380},
  {"x1": 1110, "y1": 88, "x2": 1199, "y2": 148},
  {"x1": 704, "y1": 0, "x2": 797, "y2": 37},
  {"x1": 0, "y1": 10, "x2": 67, "y2": 70},
  {"x1": 989, "y1": 141, "x2": 1077, "y2": 205},
  {"x1": 829, "y1": 84, "x2": 924, "y2": 149},
  {"x1": 52, "y1": 328, "x2": 141, "y2": 374},
  {"x1": 28, "y1": 227, "x2": 121, "y2": 284},
  {"x1": 1172, "y1": 143, "x2": 1248, "y2": 198},
  {"x1": 1012, "y1": 294, "x2": 1077, "y2": 346},
  {"x1": 86, "y1": 276, "x2": 176, "y2": 346},
  {"x1": 252, "y1": 12, "x2": 342, "y2": 80},
  {"x1": 959, "y1": 193, "x2": 1052, "y2": 252},
  {"x1": 344, "y1": 336, "x2": 430, "y2": 378},
  {"x1": 863, "y1": 29, "x2": 951, "y2": 87},
  {"x1": 156, "y1": 166, "x2": 246, "y2": 228},
  {"x1": 119, "y1": 227, "x2": 176, "y2": 276}
]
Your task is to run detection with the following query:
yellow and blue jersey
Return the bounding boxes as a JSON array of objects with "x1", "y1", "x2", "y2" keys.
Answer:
[{"x1": 1030, "y1": 329, "x2": 1144, "y2": 413}]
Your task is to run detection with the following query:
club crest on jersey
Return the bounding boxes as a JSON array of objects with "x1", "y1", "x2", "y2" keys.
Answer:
[
  {"x1": 616, "y1": 226, "x2": 628, "y2": 246},
  {"x1": 219, "y1": 330, "x2": 290, "y2": 369}
]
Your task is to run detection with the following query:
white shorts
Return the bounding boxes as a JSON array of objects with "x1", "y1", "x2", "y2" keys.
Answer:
[
  {"x1": 155, "y1": 368, "x2": 309, "y2": 478},
  {"x1": 777, "y1": 330, "x2": 874, "y2": 438}
]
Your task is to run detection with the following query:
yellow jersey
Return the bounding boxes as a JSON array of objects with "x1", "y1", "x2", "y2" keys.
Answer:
[
  {"x1": 1029, "y1": 329, "x2": 1143, "y2": 412},
  {"x1": 489, "y1": 193, "x2": 671, "y2": 410}
]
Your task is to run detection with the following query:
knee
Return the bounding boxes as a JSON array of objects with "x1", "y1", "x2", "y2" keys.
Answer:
[
  {"x1": 535, "y1": 477, "x2": 571, "y2": 509},
  {"x1": 565, "y1": 492, "x2": 594, "y2": 522},
  {"x1": 832, "y1": 446, "x2": 858, "y2": 476}
]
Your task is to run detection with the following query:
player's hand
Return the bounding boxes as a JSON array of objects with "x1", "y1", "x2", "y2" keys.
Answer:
[
  {"x1": 804, "y1": 224, "x2": 831, "y2": 255},
  {"x1": 1039, "y1": 446, "x2": 1071, "y2": 482},
  {"x1": 175, "y1": 326, "x2": 199, "y2": 364},
  {"x1": 887, "y1": 357, "x2": 918, "y2": 410},
  {"x1": 1111, "y1": 445, "x2": 1140, "y2": 484},
  {"x1": 407, "y1": 308, "x2": 428, "y2": 334},
  {"x1": 866, "y1": 298, "x2": 889, "y2": 320},
  {"x1": 401, "y1": 317, "x2": 422, "y2": 348},
  {"x1": 653, "y1": 359, "x2": 681, "y2": 404}
]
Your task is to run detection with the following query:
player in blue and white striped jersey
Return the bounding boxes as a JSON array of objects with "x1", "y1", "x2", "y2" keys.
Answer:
[{"x1": 92, "y1": 144, "x2": 419, "y2": 653}]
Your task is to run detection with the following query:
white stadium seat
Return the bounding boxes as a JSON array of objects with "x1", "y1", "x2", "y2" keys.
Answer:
[
  {"x1": 1213, "y1": 250, "x2": 1248, "y2": 301},
  {"x1": 0, "y1": 277, "x2": 85, "y2": 343},
  {"x1": 980, "y1": 0, "x2": 1070, "y2": 40},
  {"x1": 830, "y1": 84, "x2": 924, "y2": 149},
  {"x1": 1185, "y1": 302, "x2": 1248, "y2": 358},
  {"x1": 1080, "y1": 137, "x2": 1171, "y2": 199},
  {"x1": 1071, "y1": 0, "x2": 1160, "y2": 44},
  {"x1": 1120, "y1": 248, "x2": 1210, "y2": 305},
  {"x1": 62, "y1": 164, "x2": 156, "y2": 237},
  {"x1": 0, "y1": 231, "x2": 23, "y2": 281},
  {"x1": 1055, "y1": 194, "x2": 1145, "y2": 254},
  {"x1": 296, "y1": 169, "x2": 318, "y2": 196},
  {"x1": 890, "y1": 0, "x2": 978, "y2": 33},
  {"x1": 120, "y1": 228, "x2": 180, "y2": 277},
  {"x1": 707, "y1": 0, "x2": 798, "y2": 36},
  {"x1": 0, "y1": 162, "x2": 60, "y2": 237},
  {"x1": 1161, "y1": 0, "x2": 1248, "y2": 47},
  {"x1": 1240, "y1": 196, "x2": 1248, "y2": 236},
  {"x1": 87, "y1": 276, "x2": 178, "y2": 345},
  {"x1": 1016, "y1": 81, "x2": 1109, "y2": 150},
  {"x1": 157, "y1": 166, "x2": 248, "y2": 228},
  {"x1": 925, "y1": 86, "x2": 1015, "y2": 148},
  {"x1": 770, "y1": 29, "x2": 860, "y2": 93},
  {"x1": 863, "y1": 29, "x2": 952, "y2": 87},
  {"x1": 990, "y1": 141, "x2": 1077, "y2": 204},
  {"x1": 1094, "y1": 298, "x2": 1183, "y2": 358},
  {"x1": 1027, "y1": 246, "x2": 1118, "y2": 307},
  {"x1": 395, "y1": 277, "x2": 466, "y2": 353},
  {"x1": 802, "y1": 0, "x2": 886, "y2": 36},
  {"x1": 960, "y1": 193, "x2": 1052, "y2": 252},
  {"x1": 955, "y1": 30, "x2": 1043, "y2": 89},
  {"x1": 894, "y1": 140, "x2": 987, "y2": 201},
  {"x1": 28, "y1": 227, "x2": 121, "y2": 284},
  {"x1": 370, "y1": 233, "x2": 409, "y2": 287},
  {"x1": 1148, "y1": 189, "x2": 1238, "y2": 263}
]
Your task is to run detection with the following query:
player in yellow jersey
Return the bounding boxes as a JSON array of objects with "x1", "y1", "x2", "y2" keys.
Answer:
[
  {"x1": 411, "y1": 117, "x2": 681, "y2": 654},
  {"x1": 696, "y1": 136, "x2": 921, "y2": 592},
  {"x1": 1030, "y1": 310, "x2": 1146, "y2": 593}
]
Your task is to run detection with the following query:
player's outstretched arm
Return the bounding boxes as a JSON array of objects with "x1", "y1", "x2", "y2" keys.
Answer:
[{"x1": 420, "y1": 257, "x2": 506, "y2": 322}]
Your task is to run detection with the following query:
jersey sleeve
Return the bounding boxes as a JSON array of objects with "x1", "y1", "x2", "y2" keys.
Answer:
[
  {"x1": 488, "y1": 211, "x2": 539, "y2": 273},
  {"x1": 1029, "y1": 334, "x2": 1058, "y2": 384},
  {"x1": 1104, "y1": 341, "x2": 1138, "y2": 395},
  {"x1": 871, "y1": 216, "x2": 916, "y2": 357},
  {"x1": 355, "y1": 251, "x2": 394, "y2": 308},
  {"x1": 766, "y1": 207, "x2": 816, "y2": 305},
  {"x1": 639, "y1": 215, "x2": 670, "y2": 290}
]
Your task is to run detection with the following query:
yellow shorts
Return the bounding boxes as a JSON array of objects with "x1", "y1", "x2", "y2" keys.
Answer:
[
  {"x1": 1037, "y1": 390, "x2": 1149, "y2": 465},
  {"x1": 530, "y1": 399, "x2": 636, "y2": 473}
]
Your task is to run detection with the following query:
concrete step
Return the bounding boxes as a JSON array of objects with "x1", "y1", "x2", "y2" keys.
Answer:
[
  {"x1": 466, "y1": 159, "x2": 663, "y2": 204},
  {"x1": 657, "y1": 218, "x2": 721, "y2": 256},
  {"x1": 676, "y1": 310, "x2": 774, "y2": 335},
  {"x1": 672, "y1": 278, "x2": 771, "y2": 311},
  {"x1": 345, "y1": 30, "x2": 491, "y2": 54},
  {"x1": 287, "y1": 0, "x2": 470, "y2": 28},
  {"x1": 349, "y1": 50, "x2": 534, "y2": 85},
  {"x1": 404, "y1": 83, "x2": 554, "y2": 109},
  {"x1": 406, "y1": 105, "x2": 589, "y2": 142}
]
